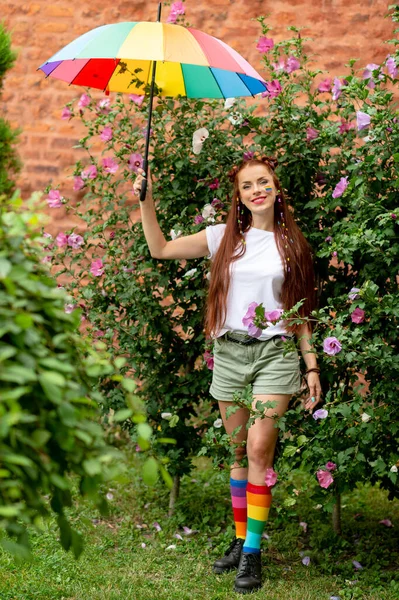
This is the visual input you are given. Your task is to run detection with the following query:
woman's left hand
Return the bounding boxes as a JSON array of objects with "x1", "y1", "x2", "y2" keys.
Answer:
[{"x1": 303, "y1": 372, "x2": 322, "y2": 413}]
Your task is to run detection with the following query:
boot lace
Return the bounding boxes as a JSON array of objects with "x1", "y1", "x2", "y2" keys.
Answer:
[
  {"x1": 238, "y1": 552, "x2": 259, "y2": 578},
  {"x1": 225, "y1": 538, "x2": 243, "y2": 558}
]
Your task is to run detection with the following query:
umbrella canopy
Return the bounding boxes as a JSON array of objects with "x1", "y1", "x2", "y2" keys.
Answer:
[
  {"x1": 38, "y1": 4, "x2": 268, "y2": 200},
  {"x1": 38, "y1": 21, "x2": 267, "y2": 99}
]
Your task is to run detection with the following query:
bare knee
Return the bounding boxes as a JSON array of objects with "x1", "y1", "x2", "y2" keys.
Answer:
[{"x1": 247, "y1": 439, "x2": 275, "y2": 469}]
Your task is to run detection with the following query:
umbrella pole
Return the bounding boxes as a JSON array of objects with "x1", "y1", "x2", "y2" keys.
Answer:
[{"x1": 140, "y1": 2, "x2": 162, "y2": 202}]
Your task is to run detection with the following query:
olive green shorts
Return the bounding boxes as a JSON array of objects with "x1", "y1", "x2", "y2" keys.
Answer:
[{"x1": 210, "y1": 333, "x2": 301, "y2": 401}]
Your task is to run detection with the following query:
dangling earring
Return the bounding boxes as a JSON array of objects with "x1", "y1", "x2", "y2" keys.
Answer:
[{"x1": 237, "y1": 199, "x2": 246, "y2": 245}]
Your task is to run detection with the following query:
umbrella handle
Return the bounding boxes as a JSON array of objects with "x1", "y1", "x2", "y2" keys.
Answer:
[{"x1": 140, "y1": 177, "x2": 148, "y2": 203}]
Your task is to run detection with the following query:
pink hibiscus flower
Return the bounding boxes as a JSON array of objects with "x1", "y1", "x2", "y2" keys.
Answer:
[
  {"x1": 90, "y1": 259, "x2": 104, "y2": 277},
  {"x1": 306, "y1": 127, "x2": 319, "y2": 142},
  {"x1": 323, "y1": 336, "x2": 342, "y2": 355},
  {"x1": 78, "y1": 93, "x2": 90, "y2": 108},
  {"x1": 351, "y1": 307, "x2": 365, "y2": 324},
  {"x1": 100, "y1": 127, "x2": 113, "y2": 142},
  {"x1": 55, "y1": 232, "x2": 68, "y2": 248},
  {"x1": 256, "y1": 36, "x2": 274, "y2": 53},
  {"x1": 73, "y1": 176, "x2": 85, "y2": 191},
  {"x1": 262, "y1": 80, "x2": 282, "y2": 99},
  {"x1": 128, "y1": 153, "x2": 144, "y2": 173},
  {"x1": 102, "y1": 157, "x2": 119, "y2": 174},
  {"x1": 265, "y1": 467, "x2": 278, "y2": 487},
  {"x1": 285, "y1": 56, "x2": 300, "y2": 73},
  {"x1": 67, "y1": 233, "x2": 84, "y2": 249},
  {"x1": 318, "y1": 78, "x2": 332, "y2": 93},
  {"x1": 47, "y1": 190, "x2": 63, "y2": 208},
  {"x1": 129, "y1": 94, "x2": 145, "y2": 106},
  {"x1": 61, "y1": 106, "x2": 72, "y2": 120},
  {"x1": 203, "y1": 350, "x2": 214, "y2": 370},
  {"x1": 332, "y1": 176, "x2": 349, "y2": 199},
  {"x1": 316, "y1": 469, "x2": 334, "y2": 489},
  {"x1": 81, "y1": 165, "x2": 98, "y2": 180}
]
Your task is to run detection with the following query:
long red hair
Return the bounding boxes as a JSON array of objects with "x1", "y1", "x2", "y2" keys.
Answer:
[{"x1": 205, "y1": 157, "x2": 315, "y2": 337}]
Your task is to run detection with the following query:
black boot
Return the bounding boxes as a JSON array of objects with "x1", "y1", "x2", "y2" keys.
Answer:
[
  {"x1": 213, "y1": 538, "x2": 244, "y2": 574},
  {"x1": 234, "y1": 551, "x2": 262, "y2": 594}
]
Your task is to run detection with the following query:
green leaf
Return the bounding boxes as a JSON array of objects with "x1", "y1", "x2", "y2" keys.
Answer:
[
  {"x1": 0, "y1": 257, "x2": 12, "y2": 278},
  {"x1": 71, "y1": 529, "x2": 84, "y2": 559},
  {"x1": 159, "y1": 463, "x2": 173, "y2": 488},
  {"x1": 142, "y1": 457, "x2": 159, "y2": 486},
  {"x1": 168, "y1": 414, "x2": 179, "y2": 428},
  {"x1": 297, "y1": 435, "x2": 308, "y2": 446},
  {"x1": 58, "y1": 516, "x2": 72, "y2": 552},
  {"x1": 283, "y1": 497, "x2": 297, "y2": 507},
  {"x1": 283, "y1": 446, "x2": 298, "y2": 457},
  {"x1": 82, "y1": 459, "x2": 102, "y2": 476},
  {"x1": 114, "y1": 357, "x2": 126, "y2": 369},
  {"x1": 0, "y1": 506, "x2": 21, "y2": 517},
  {"x1": 0, "y1": 365, "x2": 36, "y2": 384},
  {"x1": 112, "y1": 408, "x2": 133, "y2": 422},
  {"x1": 14, "y1": 313, "x2": 33, "y2": 329},
  {"x1": 137, "y1": 422, "x2": 152, "y2": 441},
  {"x1": 3, "y1": 453, "x2": 34, "y2": 467},
  {"x1": 50, "y1": 473, "x2": 69, "y2": 490},
  {"x1": 38, "y1": 358, "x2": 75, "y2": 374},
  {"x1": 0, "y1": 386, "x2": 30, "y2": 401},
  {"x1": 0, "y1": 344, "x2": 17, "y2": 362},
  {"x1": 32, "y1": 429, "x2": 51, "y2": 446},
  {"x1": 58, "y1": 402, "x2": 77, "y2": 426},
  {"x1": 39, "y1": 371, "x2": 65, "y2": 402},
  {"x1": 121, "y1": 378, "x2": 136, "y2": 393}
]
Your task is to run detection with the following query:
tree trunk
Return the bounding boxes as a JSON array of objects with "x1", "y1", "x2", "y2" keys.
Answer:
[
  {"x1": 332, "y1": 491, "x2": 342, "y2": 535},
  {"x1": 168, "y1": 475, "x2": 180, "y2": 517}
]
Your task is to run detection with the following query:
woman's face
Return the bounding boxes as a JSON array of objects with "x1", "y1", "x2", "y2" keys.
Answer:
[{"x1": 237, "y1": 164, "x2": 277, "y2": 216}]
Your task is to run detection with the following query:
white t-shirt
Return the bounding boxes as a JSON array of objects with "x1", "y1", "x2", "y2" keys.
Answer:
[{"x1": 206, "y1": 223, "x2": 287, "y2": 340}]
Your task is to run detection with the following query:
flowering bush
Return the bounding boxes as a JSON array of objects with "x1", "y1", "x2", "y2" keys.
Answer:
[
  {"x1": 242, "y1": 10, "x2": 399, "y2": 517},
  {"x1": 48, "y1": 82, "x2": 252, "y2": 483},
  {"x1": 46, "y1": 4, "x2": 399, "y2": 523}
]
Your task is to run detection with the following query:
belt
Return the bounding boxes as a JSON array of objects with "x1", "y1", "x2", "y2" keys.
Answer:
[
  {"x1": 224, "y1": 332, "x2": 264, "y2": 345},
  {"x1": 223, "y1": 332, "x2": 292, "y2": 346}
]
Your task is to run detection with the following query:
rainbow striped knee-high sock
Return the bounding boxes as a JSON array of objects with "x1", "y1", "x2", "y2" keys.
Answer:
[
  {"x1": 242, "y1": 482, "x2": 272, "y2": 553},
  {"x1": 230, "y1": 477, "x2": 248, "y2": 540}
]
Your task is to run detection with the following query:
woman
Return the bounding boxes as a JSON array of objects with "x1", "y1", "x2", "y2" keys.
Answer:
[{"x1": 133, "y1": 156, "x2": 322, "y2": 594}]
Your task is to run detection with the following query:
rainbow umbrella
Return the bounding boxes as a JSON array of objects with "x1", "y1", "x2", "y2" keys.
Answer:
[{"x1": 38, "y1": 3, "x2": 267, "y2": 200}]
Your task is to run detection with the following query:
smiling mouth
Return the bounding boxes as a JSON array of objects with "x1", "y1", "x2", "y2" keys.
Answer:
[{"x1": 252, "y1": 196, "x2": 266, "y2": 204}]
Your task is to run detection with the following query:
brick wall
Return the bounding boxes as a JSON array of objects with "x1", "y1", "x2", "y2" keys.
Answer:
[{"x1": 1, "y1": 0, "x2": 395, "y2": 204}]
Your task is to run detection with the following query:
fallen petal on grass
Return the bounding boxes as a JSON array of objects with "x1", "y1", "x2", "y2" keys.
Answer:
[{"x1": 379, "y1": 519, "x2": 393, "y2": 527}]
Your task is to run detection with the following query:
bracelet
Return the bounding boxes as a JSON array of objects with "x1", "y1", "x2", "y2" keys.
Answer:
[{"x1": 306, "y1": 367, "x2": 320, "y2": 375}]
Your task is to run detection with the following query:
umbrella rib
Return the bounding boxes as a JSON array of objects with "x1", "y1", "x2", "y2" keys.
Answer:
[
  {"x1": 237, "y1": 73, "x2": 256, "y2": 98},
  {"x1": 208, "y1": 68, "x2": 226, "y2": 99},
  {"x1": 102, "y1": 58, "x2": 120, "y2": 93}
]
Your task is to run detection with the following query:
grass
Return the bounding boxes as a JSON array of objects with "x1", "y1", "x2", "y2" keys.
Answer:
[{"x1": 1, "y1": 451, "x2": 398, "y2": 600}]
